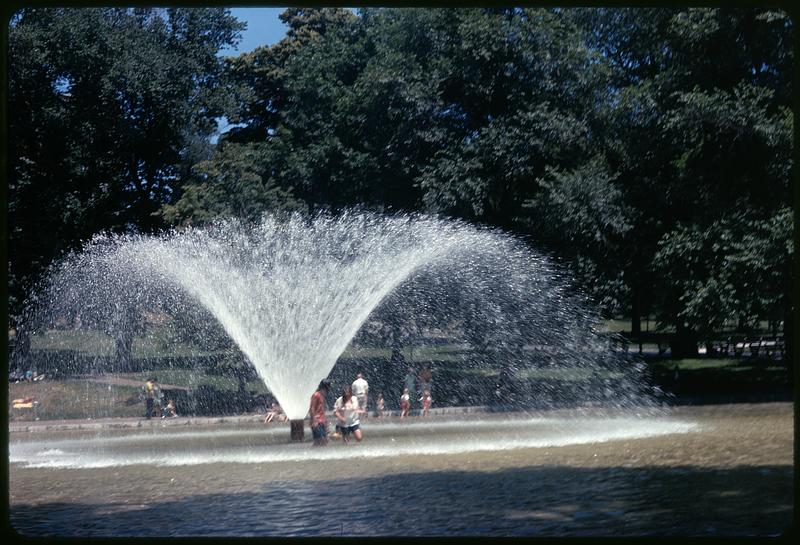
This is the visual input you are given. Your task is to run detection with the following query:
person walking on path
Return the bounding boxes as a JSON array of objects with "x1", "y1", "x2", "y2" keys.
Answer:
[
  {"x1": 333, "y1": 387, "x2": 363, "y2": 443},
  {"x1": 142, "y1": 377, "x2": 156, "y2": 419},
  {"x1": 309, "y1": 380, "x2": 331, "y2": 446},
  {"x1": 351, "y1": 372, "x2": 369, "y2": 419}
]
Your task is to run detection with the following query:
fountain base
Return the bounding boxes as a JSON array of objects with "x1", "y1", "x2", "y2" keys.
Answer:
[{"x1": 290, "y1": 419, "x2": 305, "y2": 441}]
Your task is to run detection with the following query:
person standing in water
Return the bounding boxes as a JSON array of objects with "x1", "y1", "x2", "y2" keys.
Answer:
[
  {"x1": 400, "y1": 388, "x2": 411, "y2": 418},
  {"x1": 419, "y1": 390, "x2": 432, "y2": 417},
  {"x1": 374, "y1": 393, "x2": 385, "y2": 418},
  {"x1": 309, "y1": 380, "x2": 331, "y2": 446},
  {"x1": 333, "y1": 387, "x2": 363, "y2": 443},
  {"x1": 403, "y1": 367, "x2": 417, "y2": 409}
]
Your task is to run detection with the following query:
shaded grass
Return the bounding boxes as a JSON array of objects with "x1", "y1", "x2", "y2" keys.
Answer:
[
  {"x1": 656, "y1": 358, "x2": 740, "y2": 371},
  {"x1": 29, "y1": 328, "x2": 223, "y2": 358},
  {"x1": 27, "y1": 329, "x2": 465, "y2": 362}
]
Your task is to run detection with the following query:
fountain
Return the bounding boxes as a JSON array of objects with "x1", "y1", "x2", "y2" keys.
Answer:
[
  {"x1": 20, "y1": 211, "x2": 660, "y2": 436},
  {"x1": 11, "y1": 212, "x2": 793, "y2": 538}
]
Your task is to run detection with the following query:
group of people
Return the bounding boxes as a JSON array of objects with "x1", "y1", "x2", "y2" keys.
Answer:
[
  {"x1": 9, "y1": 368, "x2": 45, "y2": 383},
  {"x1": 309, "y1": 378, "x2": 363, "y2": 446},
  {"x1": 308, "y1": 373, "x2": 366, "y2": 446},
  {"x1": 400, "y1": 366, "x2": 433, "y2": 418},
  {"x1": 142, "y1": 377, "x2": 177, "y2": 420},
  {"x1": 308, "y1": 369, "x2": 434, "y2": 446},
  {"x1": 400, "y1": 387, "x2": 432, "y2": 418}
]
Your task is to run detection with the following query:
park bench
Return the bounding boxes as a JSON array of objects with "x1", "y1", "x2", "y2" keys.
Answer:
[{"x1": 731, "y1": 336, "x2": 783, "y2": 358}]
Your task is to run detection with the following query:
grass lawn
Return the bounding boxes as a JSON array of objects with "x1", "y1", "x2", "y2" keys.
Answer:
[
  {"x1": 9, "y1": 379, "x2": 143, "y2": 421},
  {"x1": 29, "y1": 328, "x2": 224, "y2": 358},
  {"x1": 118, "y1": 369, "x2": 272, "y2": 395},
  {"x1": 657, "y1": 358, "x2": 741, "y2": 371},
  {"x1": 27, "y1": 329, "x2": 467, "y2": 362}
]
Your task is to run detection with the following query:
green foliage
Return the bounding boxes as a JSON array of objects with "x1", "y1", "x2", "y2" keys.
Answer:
[
  {"x1": 520, "y1": 156, "x2": 632, "y2": 314},
  {"x1": 654, "y1": 207, "x2": 793, "y2": 333},
  {"x1": 570, "y1": 7, "x2": 793, "y2": 334},
  {"x1": 8, "y1": 7, "x2": 243, "y2": 322},
  {"x1": 161, "y1": 142, "x2": 306, "y2": 226},
  {"x1": 10, "y1": 6, "x2": 794, "y2": 350}
]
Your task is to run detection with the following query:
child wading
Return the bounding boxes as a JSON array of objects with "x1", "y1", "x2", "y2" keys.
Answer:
[
  {"x1": 420, "y1": 390, "x2": 432, "y2": 416},
  {"x1": 399, "y1": 388, "x2": 410, "y2": 418}
]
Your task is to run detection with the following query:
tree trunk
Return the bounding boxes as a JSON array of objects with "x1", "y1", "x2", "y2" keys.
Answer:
[
  {"x1": 11, "y1": 324, "x2": 31, "y2": 372},
  {"x1": 290, "y1": 419, "x2": 305, "y2": 441},
  {"x1": 385, "y1": 313, "x2": 408, "y2": 400},
  {"x1": 783, "y1": 305, "x2": 793, "y2": 383},
  {"x1": 631, "y1": 285, "x2": 643, "y2": 354},
  {"x1": 115, "y1": 334, "x2": 134, "y2": 373},
  {"x1": 670, "y1": 321, "x2": 698, "y2": 359},
  {"x1": 631, "y1": 287, "x2": 642, "y2": 337}
]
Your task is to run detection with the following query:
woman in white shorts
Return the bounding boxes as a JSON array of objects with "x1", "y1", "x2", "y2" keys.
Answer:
[{"x1": 333, "y1": 387, "x2": 363, "y2": 443}]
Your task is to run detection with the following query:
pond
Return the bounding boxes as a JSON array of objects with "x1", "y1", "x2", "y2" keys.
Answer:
[{"x1": 8, "y1": 403, "x2": 793, "y2": 536}]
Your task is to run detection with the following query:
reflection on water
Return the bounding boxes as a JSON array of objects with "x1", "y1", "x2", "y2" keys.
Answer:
[
  {"x1": 9, "y1": 465, "x2": 793, "y2": 536},
  {"x1": 8, "y1": 404, "x2": 793, "y2": 537}
]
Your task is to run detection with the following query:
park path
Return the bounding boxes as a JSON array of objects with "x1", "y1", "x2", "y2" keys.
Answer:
[{"x1": 81, "y1": 375, "x2": 190, "y2": 391}]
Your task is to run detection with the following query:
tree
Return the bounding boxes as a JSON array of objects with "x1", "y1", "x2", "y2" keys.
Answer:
[
  {"x1": 8, "y1": 7, "x2": 244, "y2": 329},
  {"x1": 567, "y1": 7, "x2": 793, "y2": 352},
  {"x1": 653, "y1": 207, "x2": 792, "y2": 337},
  {"x1": 163, "y1": 7, "x2": 793, "y2": 361},
  {"x1": 161, "y1": 142, "x2": 306, "y2": 227},
  {"x1": 521, "y1": 156, "x2": 633, "y2": 314},
  {"x1": 163, "y1": 8, "x2": 362, "y2": 225}
]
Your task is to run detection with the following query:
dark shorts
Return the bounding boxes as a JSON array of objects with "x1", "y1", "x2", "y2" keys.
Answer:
[
  {"x1": 311, "y1": 423, "x2": 327, "y2": 440},
  {"x1": 341, "y1": 424, "x2": 360, "y2": 435}
]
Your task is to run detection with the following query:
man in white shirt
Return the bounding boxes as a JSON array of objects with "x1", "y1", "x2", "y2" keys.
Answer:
[{"x1": 351, "y1": 372, "x2": 369, "y2": 418}]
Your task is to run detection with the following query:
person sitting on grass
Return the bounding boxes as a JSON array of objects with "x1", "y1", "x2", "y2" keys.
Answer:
[
  {"x1": 264, "y1": 402, "x2": 286, "y2": 424},
  {"x1": 162, "y1": 399, "x2": 178, "y2": 418}
]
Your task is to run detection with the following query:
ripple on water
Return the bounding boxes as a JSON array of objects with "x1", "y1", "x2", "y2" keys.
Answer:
[{"x1": 10, "y1": 416, "x2": 700, "y2": 469}]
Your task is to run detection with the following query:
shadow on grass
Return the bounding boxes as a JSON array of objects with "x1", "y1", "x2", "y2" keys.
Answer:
[{"x1": 10, "y1": 464, "x2": 793, "y2": 537}]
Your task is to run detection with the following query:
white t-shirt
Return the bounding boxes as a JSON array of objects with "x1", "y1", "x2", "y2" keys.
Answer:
[
  {"x1": 333, "y1": 396, "x2": 360, "y2": 427},
  {"x1": 351, "y1": 377, "x2": 369, "y2": 397}
]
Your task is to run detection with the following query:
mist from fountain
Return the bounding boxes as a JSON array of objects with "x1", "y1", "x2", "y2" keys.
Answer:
[{"x1": 28, "y1": 211, "x2": 661, "y2": 420}]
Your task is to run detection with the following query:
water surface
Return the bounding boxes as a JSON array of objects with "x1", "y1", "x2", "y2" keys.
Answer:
[{"x1": 9, "y1": 403, "x2": 793, "y2": 536}]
